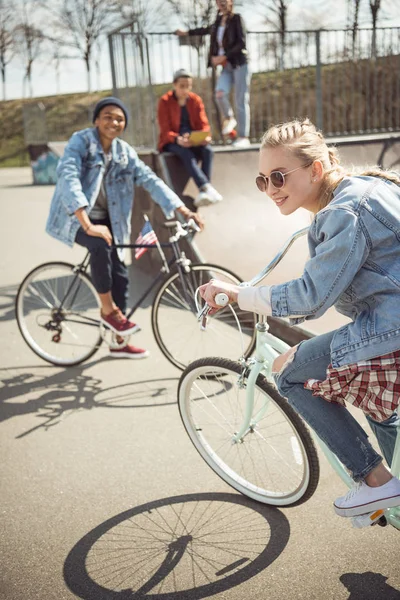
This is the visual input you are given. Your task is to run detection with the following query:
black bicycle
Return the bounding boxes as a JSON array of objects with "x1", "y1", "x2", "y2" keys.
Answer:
[{"x1": 16, "y1": 219, "x2": 256, "y2": 369}]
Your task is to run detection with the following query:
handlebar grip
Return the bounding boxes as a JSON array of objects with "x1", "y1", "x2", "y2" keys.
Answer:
[
  {"x1": 187, "y1": 218, "x2": 201, "y2": 233},
  {"x1": 215, "y1": 292, "x2": 229, "y2": 307}
]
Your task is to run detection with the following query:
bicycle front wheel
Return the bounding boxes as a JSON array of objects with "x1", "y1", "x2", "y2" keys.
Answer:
[
  {"x1": 178, "y1": 357, "x2": 320, "y2": 506},
  {"x1": 152, "y1": 263, "x2": 257, "y2": 370},
  {"x1": 16, "y1": 262, "x2": 102, "y2": 366}
]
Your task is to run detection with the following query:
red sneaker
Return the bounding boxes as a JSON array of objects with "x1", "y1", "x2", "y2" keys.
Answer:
[
  {"x1": 109, "y1": 344, "x2": 149, "y2": 359},
  {"x1": 101, "y1": 308, "x2": 140, "y2": 336}
]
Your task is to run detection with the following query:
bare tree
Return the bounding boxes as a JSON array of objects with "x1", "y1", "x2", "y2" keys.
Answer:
[
  {"x1": 248, "y1": 0, "x2": 291, "y2": 70},
  {"x1": 165, "y1": 0, "x2": 215, "y2": 76},
  {"x1": 165, "y1": 0, "x2": 215, "y2": 29},
  {"x1": 43, "y1": 0, "x2": 114, "y2": 92},
  {"x1": 347, "y1": 0, "x2": 362, "y2": 58},
  {"x1": 110, "y1": 0, "x2": 167, "y2": 32},
  {"x1": 369, "y1": 0, "x2": 381, "y2": 58},
  {"x1": 13, "y1": 0, "x2": 45, "y2": 98},
  {"x1": 0, "y1": 0, "x2": 15, "y2": 100}
]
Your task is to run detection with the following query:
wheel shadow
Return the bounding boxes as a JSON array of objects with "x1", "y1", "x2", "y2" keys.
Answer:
[
  {"x1": 64, "y1": 492, "x2": 291, "y2": 599},
  {"x1": 0, "y1": 362, "x2": 179, "y2": 438},
  {"x1": 340, "y1": 571, "x2": 400, "y2": 599},
  {"x1": 0, "y1": 283, "x2": 18, "y2": 323}
]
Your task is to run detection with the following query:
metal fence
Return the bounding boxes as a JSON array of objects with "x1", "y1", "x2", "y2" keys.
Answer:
[{"x1": 108, "y1": 25, "x2": 400, "y2": 148}]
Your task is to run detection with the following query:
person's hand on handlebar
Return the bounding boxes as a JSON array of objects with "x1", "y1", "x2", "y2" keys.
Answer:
[
  {"x1": 176, "y1": 205, "x2": 205, "y2": 231},
  {"x1": 199, "y1": 279, "x2": 240, "y2": 311},
  {"x1": 86, "y1": 224, "x2": 112, "y2": 246}
]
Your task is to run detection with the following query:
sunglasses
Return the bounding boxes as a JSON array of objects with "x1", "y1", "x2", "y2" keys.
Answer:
[{"x1": 255, "y1": 163, "x2": 313, "y2": 192}]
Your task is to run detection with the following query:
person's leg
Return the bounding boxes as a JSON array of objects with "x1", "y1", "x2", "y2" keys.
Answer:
[
  {"x1": 195, "y1": 144, "x2": 213, "y2": 181},
  {"x1": 164, "y1": 143, "x2": 208, "y2": 189},
  {"x1": 75, "y1": 225, "x2": 113, "y2": 307},
  {"x1": 366, "y1": 412, "x2": 399, "y2": 467},
  {"x1": 233, "y1": 62, "x2": 251, "y2": 138},
  {"x1": 110, "y1": 247, "x2": 129, "y2": 315},
  {"x1": 276, "y1": 332, "x2": 400, "y2": 516},
  {"x1": 75, "y1": 224, "x2": 138, "y2": 335},
  {"x1": 276, "y1": 331, "x2": 383, "y2": 481},
  {"x1": 215, "y1": 64, "x2": 234, "y2": 122}
]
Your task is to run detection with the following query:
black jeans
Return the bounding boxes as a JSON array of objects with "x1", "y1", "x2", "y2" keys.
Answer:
[{"x1": 75, "y1": 217, "x2": 129, "y2": 313}]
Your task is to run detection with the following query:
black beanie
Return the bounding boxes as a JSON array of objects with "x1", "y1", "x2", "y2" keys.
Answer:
[{"x1": 92, "y1": 97, "x2": 129, "y2": 129}]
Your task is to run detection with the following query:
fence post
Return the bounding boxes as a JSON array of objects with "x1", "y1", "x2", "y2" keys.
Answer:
[
  {"x1": 315, "y1": 30, "x2": 323, "y2": 131},
  {"x1": 108, "y1": 34, "x2": 117, "y2": 96},
  {"x1": 144, "y1": 36, "x2": 157, "y2": 149}
]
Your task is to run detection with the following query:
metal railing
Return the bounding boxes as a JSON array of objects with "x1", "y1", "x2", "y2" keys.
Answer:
[{"x1": 108, "y1": 25, "x2": 400, "y2": 148}]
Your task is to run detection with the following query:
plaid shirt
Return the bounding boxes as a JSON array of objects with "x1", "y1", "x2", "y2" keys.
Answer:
[{"x1": 305, "y1": 350, "x2": 400, "y2": 422}]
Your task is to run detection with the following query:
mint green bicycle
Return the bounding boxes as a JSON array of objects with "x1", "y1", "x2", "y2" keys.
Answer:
[{"x1": 178, "y1": 227, "x2": 400, "y2": 530}]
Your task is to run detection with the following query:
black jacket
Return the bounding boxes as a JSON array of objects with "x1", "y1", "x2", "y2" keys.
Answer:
[{"x1": 189, "y1": 12, "x2": 248, "y2": 69}]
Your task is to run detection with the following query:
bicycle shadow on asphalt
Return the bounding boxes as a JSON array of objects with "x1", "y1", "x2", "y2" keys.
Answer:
[
  {"x1": 64, "y1": 492, "x2": 291, "y2": 600},
  {"x1": 340, "y1": 571, "x2": 400, "y2": 599},
  {"x1": 0, "y1": 362, "x2": 180, "y2": 438},
  {"x1": 0, "y1": 283, "x2": 18, "y2": 323}
]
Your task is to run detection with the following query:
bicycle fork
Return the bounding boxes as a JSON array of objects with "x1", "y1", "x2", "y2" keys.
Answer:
[{"x1": 232, "y1": 321, "x2": 283, "y2": 444}]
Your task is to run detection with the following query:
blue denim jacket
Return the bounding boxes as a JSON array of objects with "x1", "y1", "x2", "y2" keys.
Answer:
[
  {"x1": 270, "y1": 175, "x2": 400, "y2": 367},
  {"x1": 46, "y1": 127, "x2": 183, "y2": 258}
]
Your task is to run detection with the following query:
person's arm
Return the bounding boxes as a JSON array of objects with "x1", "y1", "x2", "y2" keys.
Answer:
[
  {"x1": 268, "y1": 208, "x2": 369, "y2": 321},
  {"x1": 157, "y1": 97, "x2": 179, "y2": 147},
  {"x1": 56, "y1": 133, "x2": 90, "y2": 216},
  {"x1": 225, "y1": 15, "x2": 247, "y2": 63},
  {"x1": 175, "y1": 26, "x2": 211, "y2": 37},
  {"x1": 199, "y1": 207, "x2": 369, "y2": 317},
  {"x1": 74, "y1": 207, "x2": 112, "y2": 245},
  {"x1": 130, "y1": 147, "x2": 204, "y2": 229}
]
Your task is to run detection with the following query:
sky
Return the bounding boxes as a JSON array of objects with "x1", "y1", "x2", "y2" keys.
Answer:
[{"x1": 3, "y1": 0, "x2": 400, "y2": 102}]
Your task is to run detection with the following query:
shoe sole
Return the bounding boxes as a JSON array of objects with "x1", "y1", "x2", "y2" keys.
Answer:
[
  {"x1": 222, "y1": 120, "x2": 237, "y2": 135},
  {"x1": 194, "y1": 196, "x2": 222, "y2": 207},
  {"x1": 109, "y1": 351, "x2": 150, "y2": 359},
  {"x1": 194, "y1": 197, "x2": 213, "y2": 207},
  {"x1": 100, "y1": 319, "x2": 141, "y2": 336},
  {"x1": 333, "y1": 494, "x2": 400, "y2": 517}
]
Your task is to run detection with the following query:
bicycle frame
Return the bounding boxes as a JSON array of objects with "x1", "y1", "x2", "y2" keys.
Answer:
[
  {"x1": 232, "y1": 226, "x2": 400, "y2": 529},
  {"x1": 57, "y1": 220, "x2": 198, "y2": 326}
]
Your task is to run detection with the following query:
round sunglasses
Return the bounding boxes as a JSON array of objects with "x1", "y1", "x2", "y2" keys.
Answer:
[{"x1": 255, "y1": 162, "x2": 313, "y2": 192}]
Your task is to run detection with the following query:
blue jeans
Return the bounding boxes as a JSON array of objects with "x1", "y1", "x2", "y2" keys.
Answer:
[
  {"x1": 163, "y1": 143, "x2": 213, "y2": 190},
  {"x1": 276, "y1": 330, "x2": 397, "y2": 481},
  {"x1": 75, "y1": 217, "x2": 129, "y2": 313},
  {"x1": 215, "y1": 62, "x2": 251, "y2": 138}
]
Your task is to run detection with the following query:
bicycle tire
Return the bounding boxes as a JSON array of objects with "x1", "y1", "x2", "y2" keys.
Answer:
[
  {"x1": 16, "y1": 261, "x2": 102, "y2": 366},
  {"x1": 178, "y1": 357, "x2": 320, "y2": 506},
  {"x1": 151, "y1": 263, "x2": 257, "y2": 370}
]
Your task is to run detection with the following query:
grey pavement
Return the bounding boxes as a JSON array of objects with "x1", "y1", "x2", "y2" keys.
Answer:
[{"x1": 1, "y1": 167, "x2": 399, "y2": 600}]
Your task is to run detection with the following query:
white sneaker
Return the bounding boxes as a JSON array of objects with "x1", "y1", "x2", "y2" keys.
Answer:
[
  {"x1": 222, "y1": 117, "x2": 237, "y2": 136},
  {"x1": 334, "y1": 477, "x2": 400, "y2": 517},
  {"x1": 194, "y1": 190, "x2": 212, "y2": 207},
  {"x1": 232, "y1": 137, "x2": 250, "y2": 149},
  {"x1": 202, "y1": 183, "x2": 223, "y2": 203}
]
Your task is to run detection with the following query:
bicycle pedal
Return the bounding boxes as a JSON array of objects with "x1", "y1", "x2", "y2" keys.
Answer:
[{"x1": 350, "y1": 509, "x2": 385, "y2": 529}]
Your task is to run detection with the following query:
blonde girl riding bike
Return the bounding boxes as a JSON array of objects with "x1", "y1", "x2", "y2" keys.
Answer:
[{"x1": 200, "y1": 118, "x2": 400, "y2": 519}]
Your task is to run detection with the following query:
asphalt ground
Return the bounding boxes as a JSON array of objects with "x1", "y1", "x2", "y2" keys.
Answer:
[{"x1": 1, "y1": 167, "x2": 399, "y2": 600}]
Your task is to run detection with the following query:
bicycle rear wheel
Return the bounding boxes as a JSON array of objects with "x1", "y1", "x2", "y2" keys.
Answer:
[
  {"x1": 151, "y1": 263, "x2": 257, "y2": 370},
  {"x1": 178, "y1": 357, "x2": 320, "y2": 506},
  {"x1": 16, "y1": 262, "x2": 102, "y2": 366}
]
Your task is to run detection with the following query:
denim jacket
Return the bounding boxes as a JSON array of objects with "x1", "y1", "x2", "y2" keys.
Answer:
[
  {"x1": 46, "y1": 128, "x2": 183, "y2": 259},
  {"x1": 270, "y1": 175, "x2": 400, "y2": 367}
]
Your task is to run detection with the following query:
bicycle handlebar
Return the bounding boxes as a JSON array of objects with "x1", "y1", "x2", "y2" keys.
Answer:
[{"x1": 241, "y1": 226, "x2": 310, "y2": 288}]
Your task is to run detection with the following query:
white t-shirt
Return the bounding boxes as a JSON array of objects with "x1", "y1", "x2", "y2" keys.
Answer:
[{"x1": 216, "y1": 24, "x2": 226, "y2": 56}]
